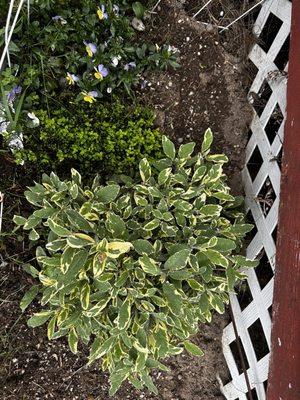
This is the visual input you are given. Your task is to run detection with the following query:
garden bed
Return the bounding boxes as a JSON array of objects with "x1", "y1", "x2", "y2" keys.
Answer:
[{"x1": 0, "y1": 1, "x2": 254, "y2": 399}]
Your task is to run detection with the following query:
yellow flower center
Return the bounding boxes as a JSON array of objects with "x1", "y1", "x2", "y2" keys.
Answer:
[
  {"x1": 66, "y1": 75, "x2": 74, "y2": 85},
  {"x1": 86, "y1": 46, "x2": 93, "y2": 57},
  {"x1": 97, "y1": 8, "x2": 104, "y2": 20},
  {"x1": 94, "y1": 71, "x2": 103, "y2": 80},
  {"x1": 83, "y1": 95, "x2": 96, "y2": 103}
]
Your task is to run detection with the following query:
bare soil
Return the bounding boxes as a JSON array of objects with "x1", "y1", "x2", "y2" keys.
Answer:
[
  {"x1": 0, "y1": 1, "x2": 254, "y2": 399},
  {"x1": 139, "y1": 0, "x2": 253, "y2": 194}
]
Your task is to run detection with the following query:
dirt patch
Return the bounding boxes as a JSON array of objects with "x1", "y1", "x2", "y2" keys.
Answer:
[{"x1": 140, "y1": 0, "x2": 253, "y2": 193}]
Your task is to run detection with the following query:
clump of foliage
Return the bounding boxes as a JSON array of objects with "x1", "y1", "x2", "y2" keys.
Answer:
[
  {"x1": 14, "y1": 131, "x2": 257, "y2": 396},
  {"x1": 14, "y1": 99, "x2": 163, "y2": 176},
  {"x1": 0, "y1": 0, "x2": 179, "y2": 101}
]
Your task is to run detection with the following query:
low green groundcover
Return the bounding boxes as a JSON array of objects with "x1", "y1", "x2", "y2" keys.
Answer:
[{"x1": 16, "y1": 99, "x2": 163, "y2": 176}]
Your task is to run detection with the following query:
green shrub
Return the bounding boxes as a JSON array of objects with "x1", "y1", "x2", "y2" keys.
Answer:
[
  {"x1": 15, "y1": 131, "x2": 257, "y2": 396},
  {"x1": 16, "y1": 100, "x2": 163, "y2": 176}
]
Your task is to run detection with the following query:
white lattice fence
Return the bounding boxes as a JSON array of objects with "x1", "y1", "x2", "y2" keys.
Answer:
[{"x1": 221, "y1": 1, "x2": 292, "y2": 399}]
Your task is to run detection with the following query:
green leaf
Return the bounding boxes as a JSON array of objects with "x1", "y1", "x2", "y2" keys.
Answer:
[
  {"x1": 226, "y1": 265, "x2": 237, "y2": 291},
  {"x1": 88, "y1": 336, "x2": 116, "y2": 364},
  {"x1": 201, "y1": 128, "x2": 213, "y2": 153},
  {"x1": 133, "y1": 239, "x2": 155, "y2": 255},
  {"x1": 187, "y1": 279, "x2": 204, "y2": 291},
  {"x1": 164, "y1": 249, "x2": 190, "y2": 271},
  {"x1": 139, "y1": 158, "x2": 151, "y2": 182},
  {"x1": 139, "y1": 255, "x2": 160, "y2": 275},
  {"x1": 23, "y1": 264, "x2": 39, "y2": 278},
  {"x1": 199, "y1": 204, "x2": 222, "y2": 217},
  {"x1": 64, "y1": 249, "x2": 89, "y2": 281},
  {"x1": 109, "y1": 368, "x2": 131, "y2": 396},
  {"x1": 106, "y1": 212, "x2": 126, "y2": 238},
  {"x1": 162, "y1": 135, "x2": 176, "y2": 160},
  {"x1": 172, "y1": 199, "x2": 193, "y2": 212},
  {"x1": 132, "y1": 1, "x2": 145, "y2": 18},
  {"x1": 68, "y1": 327, "x2": 78, "y2": 354},
  {"x1": 178, "y1": 142, "x2": 195, "y2": 159},
  {"x1": 183, "y1": 340, "x2": 204, "y2": 356},
  {"x1": 27, "y1": 311, "x2": 53, "y2": 327},
  {"x1": 48, "y1": 219, "x2": 71, "y2": 236},
  {"x1": 29, "y1": 229, "x2": 40, "y2": 241},
  {"x1": 163, "y1": 283, "x2": 182, "y2": 315},
  {"x1": 117, "y1": 299, "x2": 131, "y2": 330},
  {"x1": 107, "y1": 241, "x2": 132, "y2": 258},
  {"x1": 47, "y1": 315, "x2": 57, "y2": 340},
  {"x1": 158, "y1": 167, "x2": 172, "y2": 185},
  {"x1": 206, "y1": 154, "x2": 228, "y2": 163},
  {"x1": 80, "y1": 283, "x2": 90, "y2": 310},
  {"x1": 209, "y1": 294, "x2": 225, "y2": 314},
  {"x1": 61, "y1": 246, "x2": 76, "y2": 273},
  {"x1": 69, "y1": 183, "x2": 79, "y2": 199},
  {"x1": 71, "y1": 168, "x2": 82, "y2": 185},
  {"x1": 144, "y1": 219, "x2": 160, "y2": 231},
  {"x1": 67, "y1": 233, "x2": 94, "y2": 248},
  {"x1": 20, "y1": 286, "x2": 39, "y2": 312},
  {"x1": 192, "y1": 166, "x2": 207, "y2": 182},
  {"x1": 46, "y1": 238, "x2": 66, "y2": 252},
  {"x1": 213, "y1": 192, "x2": 234, "y2": 201},
  {"x1": 97, "y1": 184, "x2": 120, "y2": 204},
  {"x1": 205, "y1": 249, "x2": 229, "y2": 267},
  {"x1": 214, "y1": 238, "x2": 236, "y2": 252},
  {"x1": 23, "y1": 216, "x2": 40, "y2": 230},
  {"x1": 140, "y1": 371, "x2": 158, "y2": 395},
  {"x1": 66, "y1": 210, "x2": 93, "y2": 231},
  {"x1": 24, "y1": 190, "x2": 41, "y2": 206},
  {"x1": 13, "y1": 215, "x2": 27, "y2": 226},
  {"x1": 233, "y1": 255, "x2": 259, "y2": 268},
  {"x1": 230, "y1": 224, "x2": 254, "y2": 235}
]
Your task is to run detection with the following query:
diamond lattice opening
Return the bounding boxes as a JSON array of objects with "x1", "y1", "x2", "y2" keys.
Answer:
[
  {"x1": 248, "y1": 319, "x2": 269, "y2": 361},
  {"x1": 274, "y1": 34, "x2": 290, "y2": 70},
  {"x1": 245, "y1": 209, "x2": 258, "y2": 243},
  {"x1": 257, "y1": 177, "x2": 276, "y2": 216},
  {"x1": 252, "y1": 80, "x2": 273, "y2": 117},
  {"x1": 268, "y1": 305, "x2": 273, "y2": 321},
  {"x1": 271, "y1": 225, "x2": 278, "y2": 245},
  {"x1": 255, "y1": 252, "x2": 274, "y2": 289},
  {"x1": 259, "y1": 12, "x2": 283, "y2": 53},
  {"x1": 247, "y1": 146, "x2": 263, "y2": 181},
  {"x1": 264, "y1": 103, "x2": 284, "y2": 144},
  {"x1": 229, "y1": 337, "x2": 250, "y2": 375},
  {"x1": 237, "y1": 280, "x2": 254, "y2": 311},
  {"x1": 247, "y1": 388, "x2": 259, "y2": 400}
]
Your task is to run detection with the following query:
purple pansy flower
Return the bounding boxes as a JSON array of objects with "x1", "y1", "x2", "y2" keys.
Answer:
[
  {"x1": 52, "y1": 15, "x2": 67, "y2": 25},
  {"x1": 7, "y1": 86, "x2": 22, "y2": 103},
  {"x1": 84, "y1": 41, "x2": 97, "y2": 57},
  {"x1": 94, "y1": 64, "x2": 109, "y2": 80},
  {"x1": 124, "y1": 61, "x2": 136, "y2": 71}
]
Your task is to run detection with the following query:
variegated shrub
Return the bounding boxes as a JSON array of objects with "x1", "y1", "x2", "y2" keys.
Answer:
[{"x1": 15, "y1": 130, "x2": 257, "y2": 395}]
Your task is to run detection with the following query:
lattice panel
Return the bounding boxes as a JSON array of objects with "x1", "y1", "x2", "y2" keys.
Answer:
[{"x1": 221, "y1": 1, "x2": 292, "y2": 399}]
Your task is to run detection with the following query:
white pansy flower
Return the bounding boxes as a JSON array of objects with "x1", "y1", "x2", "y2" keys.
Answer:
[{"x1": 28, "y1": 112, "x2": 40, "y2": 126}]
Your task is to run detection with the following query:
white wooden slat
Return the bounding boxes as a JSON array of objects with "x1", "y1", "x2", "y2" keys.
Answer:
[{"x1": 221, "y1": 1, "x2": 291, "y2": 398}]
